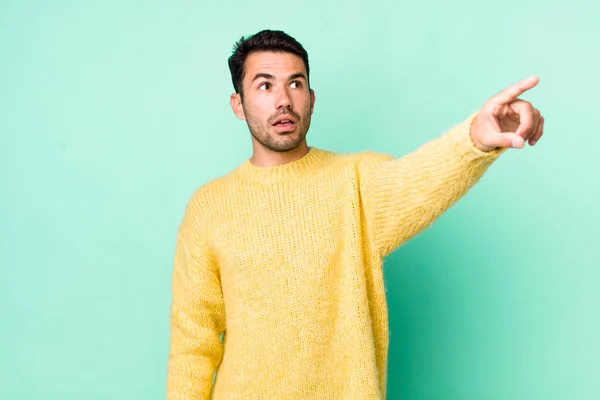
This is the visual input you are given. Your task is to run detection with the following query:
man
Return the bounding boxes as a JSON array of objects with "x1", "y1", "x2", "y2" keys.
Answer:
[{"x1": 166, "y1": 29, "x2": 544, "y2": 399}]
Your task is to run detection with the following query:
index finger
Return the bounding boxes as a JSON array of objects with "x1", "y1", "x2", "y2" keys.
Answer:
[{"x1": 490, "y1": 76, "x2": 540, "y2": 105}]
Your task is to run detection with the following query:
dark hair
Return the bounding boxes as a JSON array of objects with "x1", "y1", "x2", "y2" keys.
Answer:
[{"x1": 228, "y1": 29, "x2": 310, "y2": 98}]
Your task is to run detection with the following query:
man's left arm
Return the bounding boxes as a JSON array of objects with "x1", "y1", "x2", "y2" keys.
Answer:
[{"x1": 359, "y1": 76, "x2": 545, "y2": 258}]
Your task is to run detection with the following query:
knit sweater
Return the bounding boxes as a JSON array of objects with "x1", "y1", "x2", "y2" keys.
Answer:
[{"x1": 166, "y1": 112, "x2": 506, "y2": 399}]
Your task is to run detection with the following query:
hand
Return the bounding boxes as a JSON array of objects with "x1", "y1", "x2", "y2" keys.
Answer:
[{"x1": 470, "y1": 76, "x2": 545, "y2": 152}]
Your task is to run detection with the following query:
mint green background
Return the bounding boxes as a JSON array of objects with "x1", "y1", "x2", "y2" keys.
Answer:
[{"x1": 2, "y1": 0, "x2": 598, "y2": 399}]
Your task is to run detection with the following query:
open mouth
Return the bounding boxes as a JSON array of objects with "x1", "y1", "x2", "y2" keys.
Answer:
[
  {"x1": 272, "y1": 116, "x2": 297, "y2": 132},
  {"x1": 273, "y1": 120, "x2": 295, "y2": 129}
]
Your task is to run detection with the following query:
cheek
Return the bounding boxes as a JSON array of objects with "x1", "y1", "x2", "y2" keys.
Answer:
[
  {"x1": 295, "y1": 92, "x2": 312, "y2": 110},
  {"x1": 244, "y1": 105, "x2": 269, "y2": 127},
  {"x1": 245, "y1": 97, "x2": 272, "y2": 119}
]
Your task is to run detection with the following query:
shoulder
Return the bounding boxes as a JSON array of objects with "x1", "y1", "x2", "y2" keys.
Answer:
[
  {"x1": 176, "y1": 175, "x2": 226, "y2": 231},
  {"x1": 346, "y1": 150, "x2": 395, "y2": 176},
  {"x1": 356, "y1": 150, "x2": 394, "y2": 164},
  {"x1": 323, "y1": 148, "x2": 393, "y2": 166},
  {"x1": 184, "y1": 177, "x2": 225, "y2": 214}
]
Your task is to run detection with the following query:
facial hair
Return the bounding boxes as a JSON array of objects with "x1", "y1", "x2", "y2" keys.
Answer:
[{"x1": 243, "y1": 105, "x2": 312, "y2": 153}]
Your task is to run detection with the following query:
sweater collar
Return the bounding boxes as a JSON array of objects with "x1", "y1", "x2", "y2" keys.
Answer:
[{"x1": 233, "y1": 146, "x2": 331, "y2": 182}]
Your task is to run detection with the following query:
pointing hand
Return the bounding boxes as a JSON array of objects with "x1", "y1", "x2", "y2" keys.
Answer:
[{"x1": 470, "y1": 76, "x2": 544, "y2": 152}]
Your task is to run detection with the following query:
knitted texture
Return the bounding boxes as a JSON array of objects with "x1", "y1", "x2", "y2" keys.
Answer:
[{"x1": 166, "y1": 113, "x2": 506, "y2": 399}]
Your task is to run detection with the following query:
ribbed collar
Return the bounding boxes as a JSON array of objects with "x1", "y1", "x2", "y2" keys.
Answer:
[{"x1": 232, "y1": 147, "x2": 332, "y2": 183}]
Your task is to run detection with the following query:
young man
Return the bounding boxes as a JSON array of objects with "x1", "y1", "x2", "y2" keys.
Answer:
[{"x1": 166, "y1": 30, "x2": 544, "y2": 399}]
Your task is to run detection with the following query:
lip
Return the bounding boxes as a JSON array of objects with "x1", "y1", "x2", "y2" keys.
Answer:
[
  {"x1": 272, "y1": 114, "x2": 297, "y2": 133},
  {"x1": 272, "y1": 115, "x2": 297, "y2": 125},
  {"x1": 272, "y1": 121, "x2": 296, "y2": 133}
]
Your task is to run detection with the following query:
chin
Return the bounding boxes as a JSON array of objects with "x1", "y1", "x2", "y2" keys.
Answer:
[{"x1": 271, "y1": 137, "x2": 305, "y2": 152}]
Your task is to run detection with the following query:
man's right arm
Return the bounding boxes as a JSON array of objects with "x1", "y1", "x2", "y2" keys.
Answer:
[{"x1": 166, "y1": 196, "x2": 225, "y2": 399}]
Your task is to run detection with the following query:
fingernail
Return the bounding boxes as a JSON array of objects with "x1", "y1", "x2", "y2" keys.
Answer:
[{"x1": 512, "y1": 137, "x2": 521, "y2": 147}]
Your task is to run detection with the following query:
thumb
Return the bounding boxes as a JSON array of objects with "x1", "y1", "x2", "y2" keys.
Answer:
[{"x1": 488, "y1": 132, "x2": 525, "y2": 149}]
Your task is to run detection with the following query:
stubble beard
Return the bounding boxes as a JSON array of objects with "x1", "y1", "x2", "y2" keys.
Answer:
[{"x1": 244, "y1": 107, "x2": 312, "y2": 153}]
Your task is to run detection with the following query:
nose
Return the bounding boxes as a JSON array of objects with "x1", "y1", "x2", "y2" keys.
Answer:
[{"x1": 275, "y1": 86, "x2": 292, "y2": 110}]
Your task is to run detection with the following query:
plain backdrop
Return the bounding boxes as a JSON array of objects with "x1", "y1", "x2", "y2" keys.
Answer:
[{"x1": 1, "y1": 0, "x2": 599, "y2": 398}]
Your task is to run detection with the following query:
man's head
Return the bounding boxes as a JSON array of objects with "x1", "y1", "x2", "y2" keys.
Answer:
[{"x1": 228, "y1": 30, "x2": 315, "y2": 153}]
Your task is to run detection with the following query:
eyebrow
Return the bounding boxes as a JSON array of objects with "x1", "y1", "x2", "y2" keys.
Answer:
[{"x1": 251, "y1": 72, "x2": 307, "y2": 82}]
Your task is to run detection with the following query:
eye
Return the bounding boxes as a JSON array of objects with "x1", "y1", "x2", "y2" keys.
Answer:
[
  {"x1": 258, "y1": 82, "x2": 271, "y2": 90},
  {"x1": 290, "y1": 80, "x2": 303, "y2": 89}
]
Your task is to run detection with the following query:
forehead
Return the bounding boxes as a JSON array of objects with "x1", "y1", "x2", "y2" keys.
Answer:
[{"x1": 244, "y1": 51, "x2": 306, "y2": 79}]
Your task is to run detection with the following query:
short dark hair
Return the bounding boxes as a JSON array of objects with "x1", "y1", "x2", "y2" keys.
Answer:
[{"x1": 228, "y1": 29, "x2": 310, "y2": 98}]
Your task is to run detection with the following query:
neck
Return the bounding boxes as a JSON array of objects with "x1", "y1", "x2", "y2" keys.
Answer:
[{"x1": 249, "y1": 139, "x2": 310, "y2": 167}]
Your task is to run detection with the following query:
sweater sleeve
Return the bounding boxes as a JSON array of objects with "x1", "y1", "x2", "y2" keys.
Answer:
[
  {"x1": 166, "y1": 195, "x2": 226, "y2": 399},
  {"x1": 359, "y1": 112, "x2": 507, "y2": 258}
]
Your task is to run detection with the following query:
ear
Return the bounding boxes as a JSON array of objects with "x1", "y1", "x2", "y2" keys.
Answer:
[
  {"x1": 309, "y1": 89, "x2": 316, "y2": 114},
  {"x1": 230, "y1": 93, "x2": 246, "y2": 120}
]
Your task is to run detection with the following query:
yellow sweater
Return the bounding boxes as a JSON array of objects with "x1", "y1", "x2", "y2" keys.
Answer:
[{"x1": 166, "y1": 113, "x2": 505, "y2": 399}]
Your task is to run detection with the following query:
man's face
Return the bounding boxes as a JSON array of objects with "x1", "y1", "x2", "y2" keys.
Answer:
[{"x1": 231, "y1": 51, "x2": 315, "y2": 153}]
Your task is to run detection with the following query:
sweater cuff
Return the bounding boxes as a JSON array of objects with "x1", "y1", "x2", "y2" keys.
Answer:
[{"x1": 453, "y1": 111, "x2": 507, "y2": 159}]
